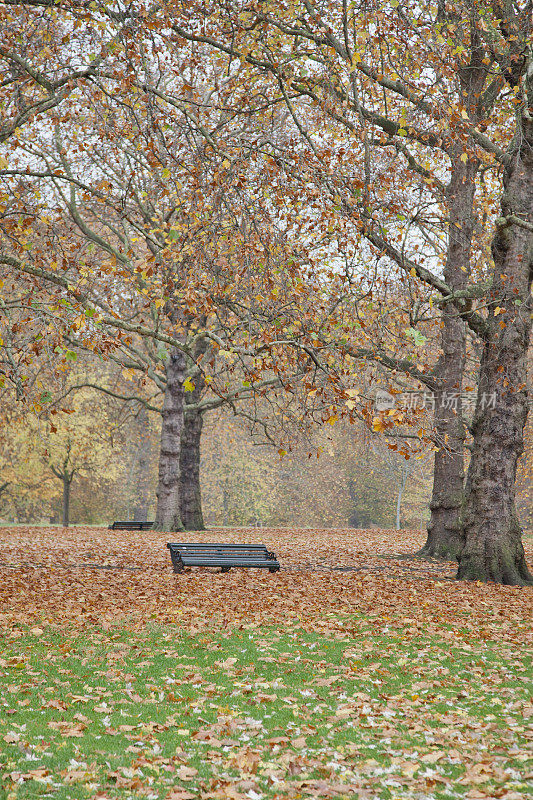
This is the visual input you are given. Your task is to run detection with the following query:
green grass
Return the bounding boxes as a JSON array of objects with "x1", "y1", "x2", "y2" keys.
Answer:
[{"x1": 0, "y1": 621, "x2": 531, "y2": 799}]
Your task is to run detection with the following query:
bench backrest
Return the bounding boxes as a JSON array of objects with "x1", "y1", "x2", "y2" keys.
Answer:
[
  {"x1": 168, "y1": 542, "x2": 267, "y2": 549},
  {"x1": 167, "y1": 542, "x2": 270, "y2": 557}
]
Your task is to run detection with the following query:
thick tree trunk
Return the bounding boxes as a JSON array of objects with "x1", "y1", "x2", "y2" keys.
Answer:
[
  {"x1": 133, "y1": 407, "x2": 151, "y2": 523},
  {"x1": 179, "y1": 407, "x2": 205, "y2": 530},
  {"x1": 419, "y1": 153, "x2": 476, "y2": 559},
  {"x1": 62, "y1": 474, "x2": 71, "y2": 528},
  {"x1": 179, "y1": 334, "x2": 208, "y2": 530},
  {"x1": 457, "y1": 109, "x2": 533, "y2": 585},
  {"x1": 423, "y1": 426, "x2": 465, "y2": 557},
  {"x1": 421, "y1": 317, "x2": 467, "y2": 558},
  {"x1": 154, "y1": 347, "x2": 186, "y2": 531},
  {"x1": 458, "y1": 350, "x2": 532, "y2": 584}
]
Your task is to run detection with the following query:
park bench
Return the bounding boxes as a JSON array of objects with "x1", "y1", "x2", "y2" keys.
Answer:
[
  {"x1": 166, "y1": 542, "x2": 280, "y2": 573},
  {"x1": 108, "y1": 521, "x2": 154, "y2": 530}
]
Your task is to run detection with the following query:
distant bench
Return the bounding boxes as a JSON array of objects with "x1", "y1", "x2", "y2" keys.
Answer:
[
  {"x1": 108, "y1": 521, "x2": 154, "y2": 530},
  {"x1": 167, "y1": 542, "x2": 280, "y2": 573}
]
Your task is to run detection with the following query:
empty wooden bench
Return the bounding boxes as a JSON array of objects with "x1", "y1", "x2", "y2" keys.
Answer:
[
  {"x1": 109, "y1": 521, "x2": 154, "y2": 530},
  {"x1": 166, "y1": 542, "x2": 280, "y2": 573}
]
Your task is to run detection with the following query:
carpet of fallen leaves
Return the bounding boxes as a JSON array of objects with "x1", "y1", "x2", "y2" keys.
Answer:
[
  {"x1": 0, "y1": 526, "x2": 531, "y2": 640},
  {"x1": 0, "y1": 527, "x2": 532, "y2": 800}
]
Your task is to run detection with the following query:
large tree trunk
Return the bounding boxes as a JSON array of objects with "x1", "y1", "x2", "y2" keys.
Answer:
[
  {"x1": 179, "y1": 407, "x2": 205, "y2": 530},
  {"x1": 419, "y1": 151, "x2": 477, "y2": 559},
  {"x1": 423, "y1": 416, "x2": 465, "y2": 558},
  {"x1": 457, "y1": 110, "x2": 533, "y2": 585},
  {"x1": 154, "y1": 347, "x2": 186, "y2": 531},
  {"x1": 179, "y1": 334, "x2": 208, "y2": 530},
  {"x1": 133, "y1": 406, "x2": 151, "y2": 523}
]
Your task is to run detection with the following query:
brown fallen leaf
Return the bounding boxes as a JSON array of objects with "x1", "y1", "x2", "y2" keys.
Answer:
[
  {"x1": 314, "y1": 676, "x2": 340, "y2": 686},
  {"x1": 18, "y1": 768, "x2": 51, "y2": 782},
  {"x1": 499, "y1": 794, "x2": 528, "y2": 800},
  {"x1": 63, "y1": 770, "x2": 88, "y2": 783},
  {"x1": 216, "y1": 657, "x2": 238, "y2": 669},
  {"x1": 167, "y1": 791, "x2": 196, "y2": 800},
  {"x1": 47, "y1": 721, "x2": 86, "y2": 737},
  {"x1": 177, "y1": 765, "x2": 199, "y2": 780},
  {"x1": 42, "y1": 699, "x2": 68, "y2": 710},
  {"x1": 421, "y1": 750, "x2": 446, "y2": 763},
  {"x1": 230, "y1": 748, "x2": 262, "y2": 774},
  {"x1": 206, "y1": 788, "x2": 248, "y2": 800},
  {"x1": 333, "y1": 707, "x2": 352, "y2": 719},
  {"x1": 292, "y1": 736, "x2": 307, "y2": 748}
]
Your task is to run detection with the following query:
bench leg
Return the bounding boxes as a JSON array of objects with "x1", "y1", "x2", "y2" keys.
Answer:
[
  {"x1": 171, "y1": 556, "x2": 184, "y2": 574},
  {"x1": 221, "y1": 567, "x2": 231, "y2": 573},
  {"x1": 269, "y1": 567, "x2": 280, "y2": 573}
]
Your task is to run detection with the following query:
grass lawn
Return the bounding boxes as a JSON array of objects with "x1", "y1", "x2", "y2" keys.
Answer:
[{"x1": 0, "y1": 527, "x2": 531, "y2": 799}]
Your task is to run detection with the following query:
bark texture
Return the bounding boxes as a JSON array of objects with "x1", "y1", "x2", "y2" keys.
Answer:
[
  {"x1": 154, "y1": 347, "x2": 186, "y2": 531},
  {"x1": 50, "y1": 452, "x2": 75, "y2": 528},
  {"x1": 133, "y1": 406, "x2": 151, "y2": 523},
  {"x1": 62, "y1": 474, "x2": 72, "y2": 528},
  {"x1": 457, "y1": 103, "x2": 533, "y2": 585},
  {"x1": 420, "y1": 154, "x2": 475, "y2": 559},
  {"x1": 179, "y1": 334, "x2": 208, "y2": 530},
  {"x1": 179, "y1": 406, "x2": 205, "y2": 530}
]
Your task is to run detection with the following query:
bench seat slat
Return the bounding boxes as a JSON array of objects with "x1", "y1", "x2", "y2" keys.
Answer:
[
  {"x1": 181, "y1": 553, "x2": 272, "y2": 564},
  {"x1": 181, "y1": 554, "x2": 272, "y2": 560},
  {"x1": 171, "y1": 547, "x2": 268, "y2": 558},
  {"x1": 181, "y1": 558, "x2": 278, "y2": 567}
]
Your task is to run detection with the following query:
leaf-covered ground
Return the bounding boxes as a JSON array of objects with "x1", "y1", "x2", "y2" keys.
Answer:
[{"x1": 0, "y1": 527, "x2": 532, "y2": 800}]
